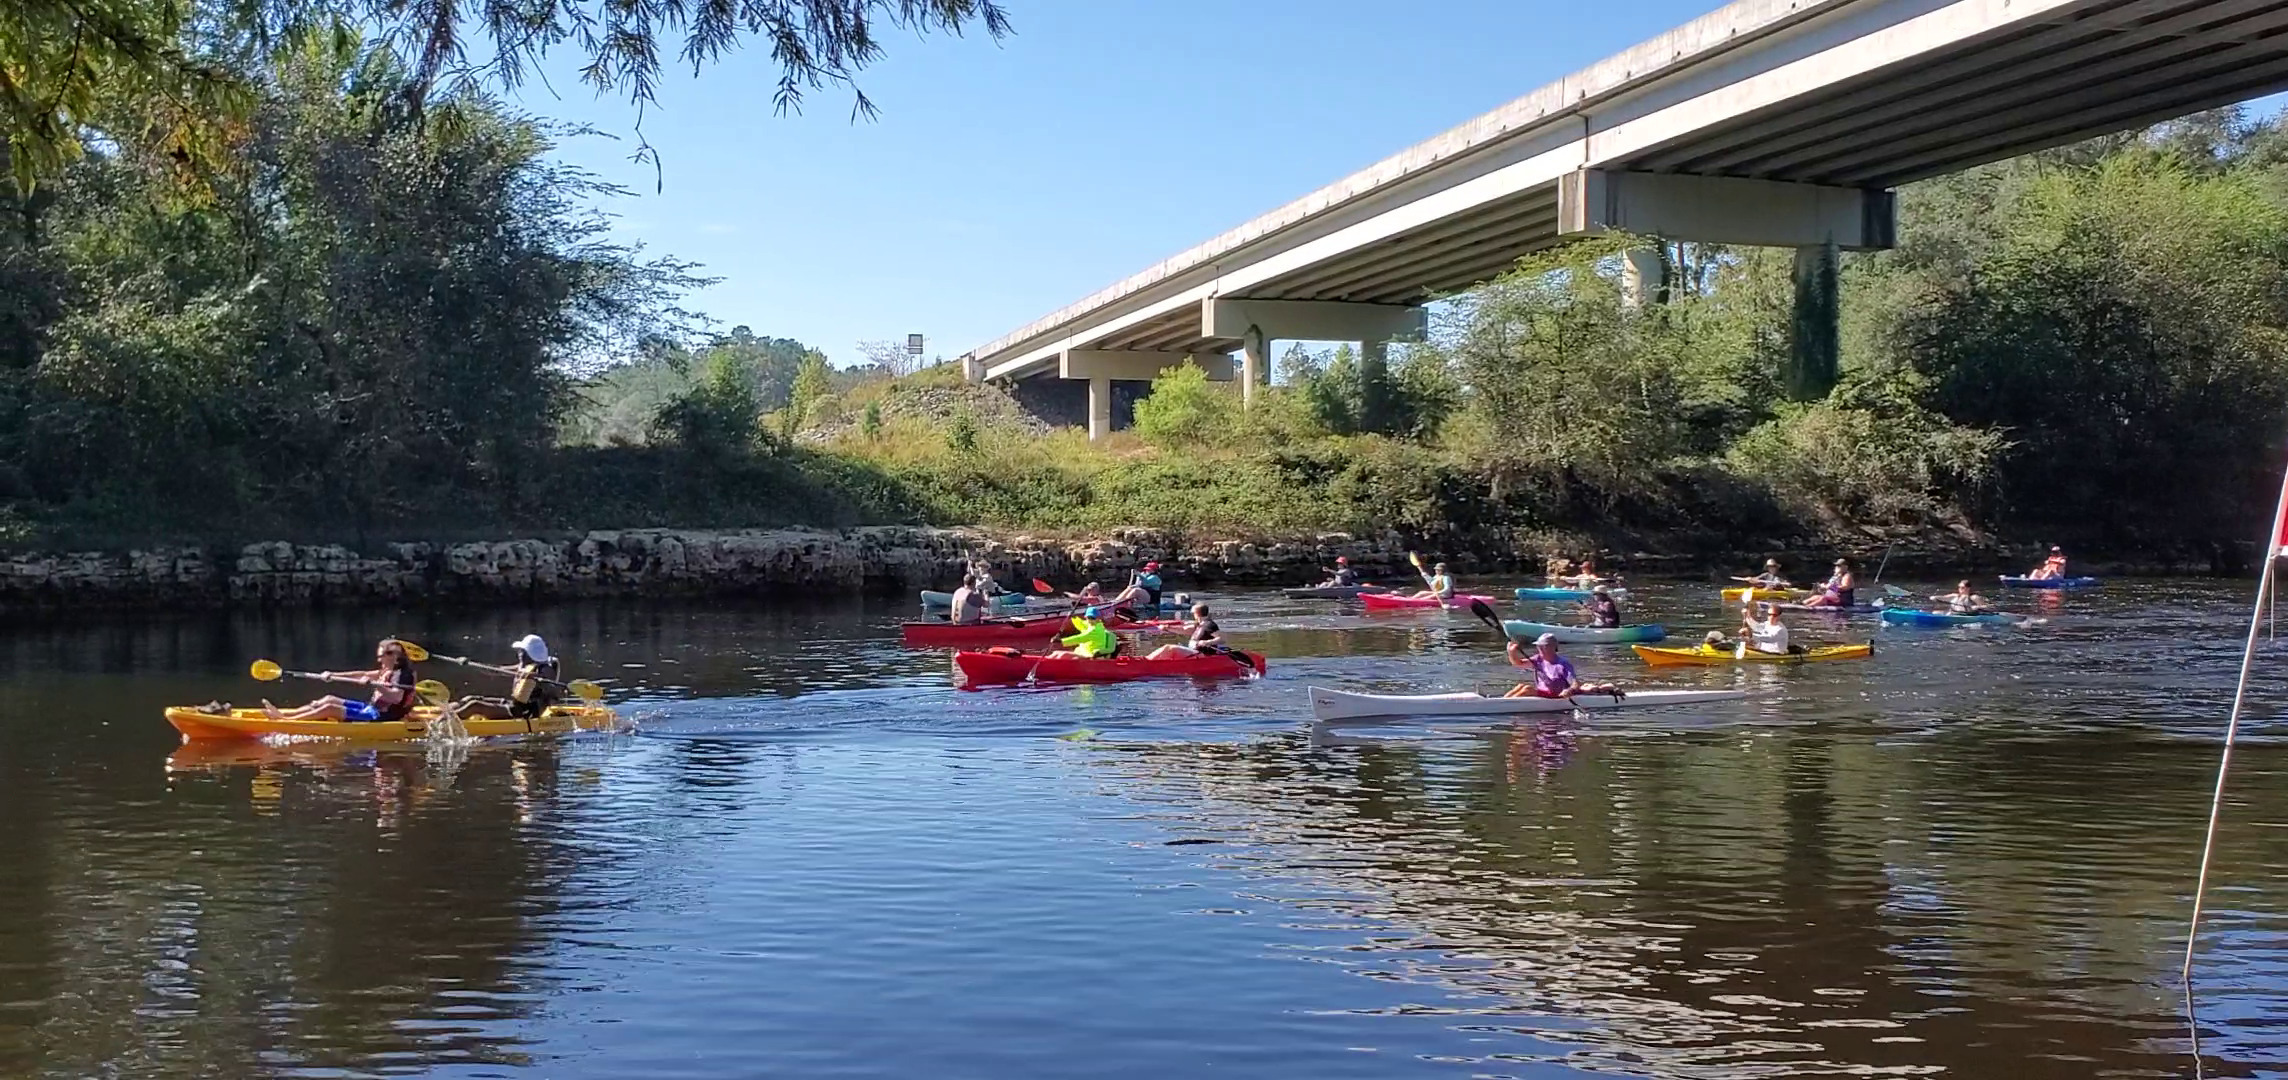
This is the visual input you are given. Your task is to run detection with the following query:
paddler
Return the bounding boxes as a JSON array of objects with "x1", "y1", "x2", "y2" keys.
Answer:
[
  {"x1": 1745, "y1": 558, "x2": 1791, "y2": 590},
  {"x1": 259, "y1": 638, "x2": 420, "y2": 724},
  {"x1": 1582, "y1": 584, "x2": 1623, "y2": 629},
  {"x1": 1742, "y1": 602, "x2": 1802, "y2": 655},
  {"x1": 1147, "y1": 602, "x2": 1225, "y2": 660},
  {"x1": 1050, "y1": 607, "x2": 1120, "y2": 659},
  {"x1": 1322, "y1": 556, "x2": 1360, "y2": 588},
  {"x1": 949, "y1": 573, "x2": 990, "y2": 625},
  {"x1": 1410, "y1": 561, "x2": 1456, "y2": 601},
  {"x1": 1799, "y1": 558, "x2": 1856, "y2": 608},
  {"x1": 1108, "y1": 562, "x2": 1164, "y2": 614},
  {"x1": 1931, "y1": 580, "x2": 1991, "y2": 614},
  {"x1": 1502, "y1": 633, "x2": 1622, "y2": 700},
  {"x1": 457, "y1": 634, "x2": 566, "y2": 720},
  {"x1": 2028, "y1": 545, "x2": 2068, "y2": 580}
]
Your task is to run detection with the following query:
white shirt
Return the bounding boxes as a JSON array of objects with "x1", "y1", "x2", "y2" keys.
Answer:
[{"x1": 1748, "y1": 617, "x2": 1789, "y2": 653}]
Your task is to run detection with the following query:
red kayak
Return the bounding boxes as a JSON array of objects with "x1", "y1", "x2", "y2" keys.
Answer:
[
  {"x1": 902, "y1": 614, "x2": 1183, "y2": 647},
  {"x1": 1358, "y1": 591, "x2": 1497, "y2": 610},
  {"x1": 955, "y1": 647, "x2": 1265, "y2": 685}
]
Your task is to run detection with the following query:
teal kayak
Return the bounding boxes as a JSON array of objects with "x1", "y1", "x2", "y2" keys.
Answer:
[
  {"x1": 1503, "y1": 620, "x2": 1666, "y2": 644},
  {"x1": 1515, "y1": 586, "x2": 1629, "y2": 602},
  {"x1": 920, "y1": 590, "x2": 1032, "y2": 609},
  {"x1": 1879, "y1": 607, "x2": 2013, "y2": 627}
]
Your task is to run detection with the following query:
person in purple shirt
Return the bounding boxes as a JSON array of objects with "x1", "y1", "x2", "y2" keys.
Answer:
[{"x1": 1503, "y1": 633, "x2": 1622, "y2": 700}]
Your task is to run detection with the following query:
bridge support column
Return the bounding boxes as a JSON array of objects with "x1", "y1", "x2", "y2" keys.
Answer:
[
  {"x1": 1087, "y1": 377, "x2": 1112, "y2": 442},
  {"x1": 1620, "y1": 246, "x2": 1667, "y2": 308},
  {"x1": 1241, "y1": 326, "x2": 1268, "y2": 410},
  {"x1": 1788, "y1": 242, "x2": 1840, "y2": 401}
]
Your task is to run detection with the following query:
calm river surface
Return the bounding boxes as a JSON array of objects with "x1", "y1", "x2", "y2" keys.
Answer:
[{"x1": 3, "y1": 578, "x2": 2286, "y2": 1078}]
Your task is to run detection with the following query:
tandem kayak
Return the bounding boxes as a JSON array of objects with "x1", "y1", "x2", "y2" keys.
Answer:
[
  {"x1": 1997, "y1": 576, "x2": 2099, "y2": 589},
  {"x1": 1515, "y1": 586, "x2": 1630, "y2": 602},
  {"x1": 165, "y1": 704, "x2": 621, "y2": 742},
  {"x1": 1359, "y1": 592, "x2": 1498, "y2": 610},
  {"x1": 1308, "y1": 686, "x2": 1747, "y2": 722},
  {"x1": 902, "y1": 614, "x2": 1179, "y2": 647},
  {"x1": 1502, "y1": 620, "x2": 1667, "y2": 644},
  {"x1": 1631, "y1": 643, "x2": 1873, "y2": 666},
  {"x1": 1879, "y1": 608, "x2": 2015, "y2": 627},
  {"x1": 955, "y1": 648, "x2": 1264, "y2": 685},
  {"x1": 1283, "y1": 584, "x2": 1394, "y2": 599}
]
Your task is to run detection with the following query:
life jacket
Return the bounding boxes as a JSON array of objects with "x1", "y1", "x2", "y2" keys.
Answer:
[{"x1": 1060, "y1": 617, "x2": 1117, "y2": 658}]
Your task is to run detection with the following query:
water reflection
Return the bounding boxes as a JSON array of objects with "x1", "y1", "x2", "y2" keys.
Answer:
[{"x1": 0, "y1": 581, "x2": 2284, "y2": 1078}]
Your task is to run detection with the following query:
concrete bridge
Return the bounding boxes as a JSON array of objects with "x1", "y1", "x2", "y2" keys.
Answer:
[{"x1": 958, "y1": 0, "x2": 2288, "y2": 438}]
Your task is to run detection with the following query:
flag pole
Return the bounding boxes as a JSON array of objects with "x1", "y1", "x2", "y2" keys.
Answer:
[{"x1": 2182, "y1": 459, "x2": 2288, "y2": 1073}]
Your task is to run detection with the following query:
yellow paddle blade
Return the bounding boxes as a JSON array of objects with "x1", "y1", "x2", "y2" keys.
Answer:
[
  {"x1": 391, "y1": 639, "x2": 432, "y2": 662},
  {"x1": 567, "y1": 679, "x2": 605, "y2": 702},
  {"x1": 414, "y1": 679, "x2": 452, "y2": 705},
  {"x1": 249, "y1": 659, "x2": 283, "y2": 681}
]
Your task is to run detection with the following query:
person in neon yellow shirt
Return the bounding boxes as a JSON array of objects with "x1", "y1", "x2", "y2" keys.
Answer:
[{"x1": 1050, "y1": 608, "x2": 1120, "y2": 659}]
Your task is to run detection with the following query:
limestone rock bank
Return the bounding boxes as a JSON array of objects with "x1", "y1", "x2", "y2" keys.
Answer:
[{"x1": 0, "y1": 527, "x2": 1496, "y2": 611}]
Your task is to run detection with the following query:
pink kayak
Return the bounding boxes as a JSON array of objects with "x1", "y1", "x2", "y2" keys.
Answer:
[{"x1": 1359, "y1": 591, "x2": 1496, "y2": 610}]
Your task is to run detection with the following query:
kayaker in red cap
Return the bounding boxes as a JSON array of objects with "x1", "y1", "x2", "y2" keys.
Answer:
[
  {"x1": 1316, "y1": 555, "x2": 1361, "y2": 588},
  {"x1": 1106, "y1": 562, "x2": 1163, "y2": 616}
]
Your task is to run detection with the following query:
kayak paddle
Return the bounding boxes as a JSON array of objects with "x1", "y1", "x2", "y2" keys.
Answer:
[
  {"x1": 414, "y1": 679, "x2": 453, "y2": 706},
  {"x1": 1032, "y1": 578, "x2": 1058, "y2": 595},
  {"x1": 1467, "y1": 598, "x2": 1506, "y2": 634},
  {"x1": 409, "y1": 647, "x2": 608, "y2": 702},
  {"x1": 250, "y1": 660, "x2": 452, "y2": 705}
]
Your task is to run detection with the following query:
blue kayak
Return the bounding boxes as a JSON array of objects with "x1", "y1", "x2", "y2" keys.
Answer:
[
  {"x1": 920, "y1": 590, "x2": 1033, "y2": 609},
  {"x1": 1880, "y1": 607, "x2": 2014, "y2": 627},
  {"x1": 1515, "y1": 586, "x2": 1629, "y2": 602},
  {"x1": 1996, "y1": 576, "x2": 2099, "y2": 589},
  {"x1": 1503, "y1": 620, "x2": 1666, "y2": 644}
]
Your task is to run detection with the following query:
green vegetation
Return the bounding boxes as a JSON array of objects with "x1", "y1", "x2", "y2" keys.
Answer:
[{"x1": 4, "y1": 38, "x2": 2285, "y2": 558}]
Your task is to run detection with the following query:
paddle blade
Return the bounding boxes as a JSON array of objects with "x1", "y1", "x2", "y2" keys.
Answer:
[
  {"x1": 1883, "y1": 584, "x2": 1910, "y2": 598},
  {"x1": 392, "y1": 639, "x2": 432, "y2": 662},
  {"x1": 1033, "y1": 578, "x2": 1057, "y2": 595},
  {"x1": 1408, "y1": 552, "x2": 1424, "y2": 570},
  {"x1": 567, "y1": 679, "x2": 606, "y2": 702},
  {"x1": 1467, "y1": 598, "x2": 1503, "y2": 631},
  {"x1": 414, "y1": 679, "x2": 452, "y2": 706},
  {"x1": 249, "y1": 659, "x2": 283, "y2": 681}
]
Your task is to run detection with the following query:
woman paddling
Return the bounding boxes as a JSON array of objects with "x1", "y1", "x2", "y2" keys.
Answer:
[
  {"x1": 1581, "y1": 584, "x2": 1623, "y2": 629},
  {"x1": 260, "y1": 638, "x2": 420, "y2": 724},
  {"x1": 2027, "y1": 545, "x2": 2068, "y2": 580},
  {"x1": 1799, "y1": 558, "x2": 1856, "y2": 608},
  {"x1": 1410, "y1": 561, "x2": 1457, "y2": 602},
  {"x1": 1503, "y1": 633, "x2": 1622, "y2": 701},
  {"x1": 1932, "y1": 580, "x2": 1991, "y2": 614},
  {"x1": 457, "y1": 634, "x2": 567, "y2": 720},
  {"x1": 1741, "y1": 558, "x2": 1791, "y2": 590}
]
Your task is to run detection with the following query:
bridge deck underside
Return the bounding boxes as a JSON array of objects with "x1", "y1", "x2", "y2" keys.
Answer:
[{"x1": 1026, "y1": 0, "x2": 2288, "y2": 366}]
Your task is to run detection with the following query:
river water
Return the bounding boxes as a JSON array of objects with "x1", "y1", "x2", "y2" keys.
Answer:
[{"x1": 2, "y1": 579, "x2": 2285, "y2": 1079}]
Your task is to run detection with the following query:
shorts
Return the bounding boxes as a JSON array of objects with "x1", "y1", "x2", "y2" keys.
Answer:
[{"x1": 342, "y1": 700, "x2": 382, "y2": 723}]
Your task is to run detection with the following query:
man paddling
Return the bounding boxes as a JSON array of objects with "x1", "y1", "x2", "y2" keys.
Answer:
[
  {"x1": 1743, "y1": 559, "x2": 1791, "y2": 590},
  {"x1": 1321, "y1": 556, "x2": 1360, "y2": 588},
  {"x1": 1503, "y1": 633, "x2": 1622, "y2": 701},
  {"x1": 1742, "y1": 603, "x2": 1793, "y2": 655}
]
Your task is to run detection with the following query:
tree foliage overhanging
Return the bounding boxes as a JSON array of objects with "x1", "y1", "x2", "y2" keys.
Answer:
[{"x1": 6, "y1": 47, "x2": 2288, "y2": 557}]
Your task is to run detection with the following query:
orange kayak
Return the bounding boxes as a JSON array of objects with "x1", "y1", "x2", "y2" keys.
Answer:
[{"x1": 165, "y1": 704, "x2": 621, "y2": 742}]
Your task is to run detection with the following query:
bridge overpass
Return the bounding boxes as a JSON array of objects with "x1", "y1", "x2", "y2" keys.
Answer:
[{"x1": 958, "y1": 0, "x2": 2288, "y2": 439}]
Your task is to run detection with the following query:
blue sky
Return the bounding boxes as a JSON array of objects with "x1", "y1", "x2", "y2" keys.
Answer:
[{"x1": 514, "y1": 0, "x2": 1730, "y2": 366}]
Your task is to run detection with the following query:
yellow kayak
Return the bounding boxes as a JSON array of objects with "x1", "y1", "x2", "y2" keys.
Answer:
[
  {"x1": 1721, "y1": 586, "x2": 1810, "y2": 603},
  {"x1": 166, "y1": 703, "x2": 621, "y2": 742},
  {"x1": 1631, "y1": 643, "x2": 1873, "y2": 667}
]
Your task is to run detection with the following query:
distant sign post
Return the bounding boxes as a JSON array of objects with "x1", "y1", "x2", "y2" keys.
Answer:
[{"x1": 906, "y1": 334, "x2": 925, "y2": 367}]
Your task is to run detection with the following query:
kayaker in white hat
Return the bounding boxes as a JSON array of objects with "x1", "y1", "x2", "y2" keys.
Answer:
[
  {"x1": 1503, "y1": 633, "x2": 1621, "y2": 700},
  {"x1": 1583, "y1": 584, "x2": 1623, "y2": 629}
]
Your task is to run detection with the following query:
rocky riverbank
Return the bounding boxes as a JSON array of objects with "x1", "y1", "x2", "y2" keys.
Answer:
[{"x1": 0, "y1": 525, "x2": 2254, "y2": 612}]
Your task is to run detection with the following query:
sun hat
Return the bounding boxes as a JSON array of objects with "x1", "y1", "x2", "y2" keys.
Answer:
[
  {"x1": 511, "y1": 634, "x2": 550, "y2": 663},
  {"x1": 1534, "y1": 633, "x2": 1558, "y2": 646}
]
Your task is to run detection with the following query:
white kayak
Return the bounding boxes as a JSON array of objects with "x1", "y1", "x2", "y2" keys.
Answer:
[{"x1": 1308, "y1": 685, "x2": 1748, "y2": 722}]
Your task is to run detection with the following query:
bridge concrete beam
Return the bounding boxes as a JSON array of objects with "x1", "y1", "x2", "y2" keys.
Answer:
[
  {"x1": 1557, "y1": 169, "x2": 1896, "y2": 251},
  {"x1": 1058, "y1": 350, "x2": 1234, "y2": 383},
  {"x1": 1202, "y1": 298, "x2": 1427, "y2": 345},
  {"x1": 1059, "y1": 350, "x2": 1233, "y2": 441}
]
